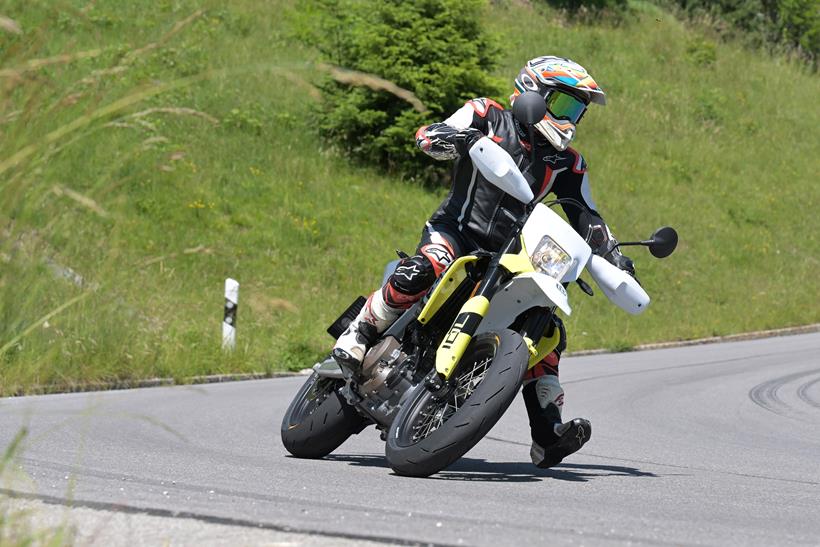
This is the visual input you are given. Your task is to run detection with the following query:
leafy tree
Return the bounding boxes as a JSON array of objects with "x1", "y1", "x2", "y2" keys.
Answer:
[{"x1": 296, "y1": 0, "x2": 502, "y2": 183}]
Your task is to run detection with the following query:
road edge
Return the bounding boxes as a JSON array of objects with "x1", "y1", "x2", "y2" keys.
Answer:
[
  {"x1": 565, "y1": 322, "x2": 820, "y2": 357},
  {"x1": 5, "y1": 323, "x2": 818, "y2": 396}
]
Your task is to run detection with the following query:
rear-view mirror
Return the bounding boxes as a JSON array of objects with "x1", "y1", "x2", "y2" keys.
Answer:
[
  {"x1": 512, "y1": 91, "x2": 546, "y2": 126},
  {"x1": 648, "y1": 226, "x2": 678, "y2": 258}
]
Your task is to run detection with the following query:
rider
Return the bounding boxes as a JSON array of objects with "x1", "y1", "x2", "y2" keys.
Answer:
[{"x1": 333, "y1": 56, "x2": 635, "y2": 468}]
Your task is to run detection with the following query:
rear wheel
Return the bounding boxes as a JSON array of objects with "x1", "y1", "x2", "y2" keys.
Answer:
[
  {"x1": 385, "y1": 329, "x2": 529, "y2": 477},
  {"x1": 281, "y1": 371, "x2": 368, "y2": 459}
]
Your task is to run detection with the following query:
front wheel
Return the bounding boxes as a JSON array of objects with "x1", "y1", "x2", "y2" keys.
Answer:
[
  {"x1": 385, "y1": 329, "x2": 529, "y2": 477},
  {"x1": 281, "y1": 371, "x2": 368, "y2": 459}
]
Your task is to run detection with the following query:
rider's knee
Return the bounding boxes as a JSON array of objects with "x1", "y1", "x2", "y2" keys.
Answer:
[{"x1": 384, "y1": 254, "x2": 438, "y2": 307}]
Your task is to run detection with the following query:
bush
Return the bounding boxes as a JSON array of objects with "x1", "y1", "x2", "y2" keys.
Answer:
[
  {"x1": 663, "y1": 0, "x2": 818, "y2": 66},
  {"x1": 295, "y1": 0, "x2": 502, "y2": 183},
  {"x1": 777, "y1": 0, "x2": 820, "y2": 60},
  {"x1": 544, "y1": 0, "x2": 628, "y2": 12}
]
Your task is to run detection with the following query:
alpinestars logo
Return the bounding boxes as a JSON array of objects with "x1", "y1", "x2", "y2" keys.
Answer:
[
  {"x1": 395, "y1": 264, "x2": 420, "y2": 281},
  {"x1": 543, "y1": 153, "x2": 562, "y2": 165},
  {"x1": 422, "y1": 246, "x2": 452, "y2": 268},
  {"x1": 576, "y1": 425, "x2": 586, "y2": 444}
]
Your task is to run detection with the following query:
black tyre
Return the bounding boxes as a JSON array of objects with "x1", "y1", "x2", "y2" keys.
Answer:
[
  {"x1": 281, "y1": 372, "x2": 368, "y2": 459},
  {"x1": 385, "y1": 329, "x2": 529, "y2": 477}
]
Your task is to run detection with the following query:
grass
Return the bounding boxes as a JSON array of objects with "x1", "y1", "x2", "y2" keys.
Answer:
[{"x1": 0, "y1": 0, "x2": 817, "y2": 395}]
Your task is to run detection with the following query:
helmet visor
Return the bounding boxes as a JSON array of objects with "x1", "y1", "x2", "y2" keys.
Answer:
[{"x1": 545, "y1": 91, "x2": 587, "y2": 124}]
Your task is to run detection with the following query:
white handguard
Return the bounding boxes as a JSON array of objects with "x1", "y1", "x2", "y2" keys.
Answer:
[
  {"x1": 469, "y1": 137, "x2": 534, "y2": 204},
  {"x1": 586, "y1": 254, "x2": 650, "y2": 315}
]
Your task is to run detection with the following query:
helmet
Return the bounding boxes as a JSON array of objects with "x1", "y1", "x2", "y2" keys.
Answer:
[{"x1": 511, "y1": 56, "x2": 606, "y2": 151}]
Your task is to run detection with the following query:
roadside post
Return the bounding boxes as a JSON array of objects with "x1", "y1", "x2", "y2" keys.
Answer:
[{"x1": 223, "y1": 278, "x2": 239, "y2": 351}]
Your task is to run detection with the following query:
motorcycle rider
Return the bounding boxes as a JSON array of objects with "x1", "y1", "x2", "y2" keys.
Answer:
[{"x1": 333, "y1": 56, "x2": 635, "y2": 468}]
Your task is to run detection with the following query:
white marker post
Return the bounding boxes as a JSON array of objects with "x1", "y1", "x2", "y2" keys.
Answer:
[{"x1": 222, "y1": 278, "x2": 239, "y2": 351}]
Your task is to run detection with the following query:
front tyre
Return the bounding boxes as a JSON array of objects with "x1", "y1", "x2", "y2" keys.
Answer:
[
  {"x1": 385, "y1": 330, "x2": 529, "y2": 477},
  {"x1": 281, "y1": 372, "x2": 368, "y2": 459}
]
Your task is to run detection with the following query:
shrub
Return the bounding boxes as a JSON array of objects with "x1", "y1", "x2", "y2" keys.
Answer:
[
  {"x1": 295, "y1": 0, "x2": 503, "y2": 183},
  {"x1": 777, "y1": 0, "x2": 820, "y2": 60},
  {"x1": 662, "y1": 0, "x2": 818, "y2": 66},
  {"x1": 544, "y1": 0, "x2": 628, "y2": 12}
]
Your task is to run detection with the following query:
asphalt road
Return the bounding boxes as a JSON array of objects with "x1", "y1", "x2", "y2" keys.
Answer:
[{"x1": 2, "y1": 332, "x2": 819, "y2": 546}]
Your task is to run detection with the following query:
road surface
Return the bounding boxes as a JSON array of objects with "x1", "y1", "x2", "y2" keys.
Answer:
[{"x1": 2, "y1": 333, "x2": 819, "y2": 545}]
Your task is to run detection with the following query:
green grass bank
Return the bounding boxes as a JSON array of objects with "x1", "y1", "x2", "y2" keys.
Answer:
[{"x1": 0, "y1": 0, "x2": 818, "y2": 395}]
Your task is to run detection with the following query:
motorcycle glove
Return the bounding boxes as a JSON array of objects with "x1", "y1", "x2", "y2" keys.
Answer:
[
  {"x1": 579, "y1": 211, "x2": 637, "y2": 279},
  {"x1": 454, "y1": 128, "x2": 484, "y2": 157},
  {"x1": 608, "y1": 248, "x2": 636, "y2": 278}
]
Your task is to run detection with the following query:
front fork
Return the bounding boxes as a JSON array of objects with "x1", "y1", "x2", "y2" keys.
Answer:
[
  {"x1": 432, "y1": 232, "x2": 551, "y2": 382},
  {"x1": 433, "y1": 294, "x2": 491, "y2": 380},
  {"x1": 428, "y1": 206, "x2": 564, "y2": 384},
  {"x1": 433, "y1": 241, "x2": 510, "y2": 381},
  {"x1": 431, "y1": 249, "x2": 561, "y2": 385}
]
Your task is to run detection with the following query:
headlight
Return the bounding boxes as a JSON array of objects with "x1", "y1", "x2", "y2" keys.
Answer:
[{"x1": 530, "y1": 235, "x2": 572, "y2": 280}]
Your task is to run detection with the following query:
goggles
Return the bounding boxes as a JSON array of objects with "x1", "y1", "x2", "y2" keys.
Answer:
[{"x1": 545, "y1": 90, "x2": 588, "y2": 124}]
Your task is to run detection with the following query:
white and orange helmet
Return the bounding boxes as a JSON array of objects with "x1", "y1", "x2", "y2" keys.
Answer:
[{"x1": 511, "y1": 56, "x2": 606, "y2": 150}]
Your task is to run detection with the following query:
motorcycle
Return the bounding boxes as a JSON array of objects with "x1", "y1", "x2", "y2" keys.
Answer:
[{"x1": 281, "y1": 92, "x2": 678, "y2": 477}]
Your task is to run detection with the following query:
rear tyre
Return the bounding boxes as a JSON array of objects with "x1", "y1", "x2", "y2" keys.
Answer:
[
  {"x1": 281, "y1": 372, "x2": 368, "y2": 459},
  {"x1": 385, "y1": 329, "x2": 529, "y2": 477}
]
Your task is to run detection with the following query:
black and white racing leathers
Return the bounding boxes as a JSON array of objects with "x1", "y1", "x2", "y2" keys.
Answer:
[{"x1": 416, "y1": 97, "x2": 608, "y2": 251}]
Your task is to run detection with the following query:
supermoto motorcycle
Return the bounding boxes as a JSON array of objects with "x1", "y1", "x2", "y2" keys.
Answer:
[{"x1": 281, "y1": 91, "x2": 678, "y2": 477}]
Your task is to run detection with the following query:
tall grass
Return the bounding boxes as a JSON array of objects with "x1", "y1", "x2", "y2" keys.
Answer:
[
  {"x1": 0, "y1": 0, "x2": 442, "y2": 394},
  {"x1": 0, "y1": 0, "x2": 817, "y2": 395}
]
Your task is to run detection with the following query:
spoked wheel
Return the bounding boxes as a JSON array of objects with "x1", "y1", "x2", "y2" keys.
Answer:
[
  {"x1": 281, "y1": 368, "x2": 368, "y2": 459},
  {"x1": 386, "y1": 330, "x2": 529, "y2": 477},
  {"x1": 402, "y1": 349, "x2": 494, "y2": 444}
]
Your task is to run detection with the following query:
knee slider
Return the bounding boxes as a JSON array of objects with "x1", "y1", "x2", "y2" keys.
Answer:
[{"x1": 389, "y1": 254, "x2": 437, "y2": 296}]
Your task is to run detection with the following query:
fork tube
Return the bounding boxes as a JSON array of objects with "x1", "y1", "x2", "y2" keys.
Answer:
[{"x1": 434, "y1": 226, "x2": 526, "y2": 380}]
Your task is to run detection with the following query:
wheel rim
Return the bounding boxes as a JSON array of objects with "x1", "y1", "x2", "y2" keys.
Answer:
[
  {"x1": 395, "y1": 337, "x2": 498, "y2": 447},
  {"x1": 287, "y1": 375, "x2": 338, "y2": 427}
]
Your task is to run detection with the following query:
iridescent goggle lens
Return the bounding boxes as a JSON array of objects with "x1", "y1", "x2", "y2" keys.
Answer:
[{"x1": 545, "y1": 91, "x2": 587, "y2": 123}]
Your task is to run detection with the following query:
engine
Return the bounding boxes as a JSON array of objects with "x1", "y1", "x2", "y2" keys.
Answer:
[{"x1": 356, "y1": 336, "x2": 415, "y2": 426}]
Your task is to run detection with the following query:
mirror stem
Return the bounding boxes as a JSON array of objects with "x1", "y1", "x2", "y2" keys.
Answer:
[{"x1": 527, "y1": 124, "x2": 537, "y2": 174}]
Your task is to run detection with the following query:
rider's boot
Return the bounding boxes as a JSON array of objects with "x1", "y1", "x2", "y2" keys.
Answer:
[
  {"x1": 523, "y1": 369, "x2": 592, "y2": 469},
  {"x1": 332, "y1": 289, "x2": 401, "y2": 371}
]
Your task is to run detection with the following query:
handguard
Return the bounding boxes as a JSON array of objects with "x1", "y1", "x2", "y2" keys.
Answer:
[
  {"x1": 586, "y1": 254, "x2": 649, "y2": 314},
  {"x1": 469, "y1": 137, "x2": 534, "y2": 204}
]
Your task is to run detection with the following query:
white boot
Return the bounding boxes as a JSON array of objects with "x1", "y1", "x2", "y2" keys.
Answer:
[{"x1": 333, "y1": 289, "x2": 401, "y2": 369}]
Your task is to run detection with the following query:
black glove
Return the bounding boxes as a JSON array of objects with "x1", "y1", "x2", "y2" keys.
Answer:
[
  {"x1": 579, "y1": 212, "x2": 636, "y2": 278},
  {"x1": 609, "y1": 250, "x2": 636, "y2": 277},
  {"x1": 454, "y1": 128, "x2": 484, "y2": 157}
]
